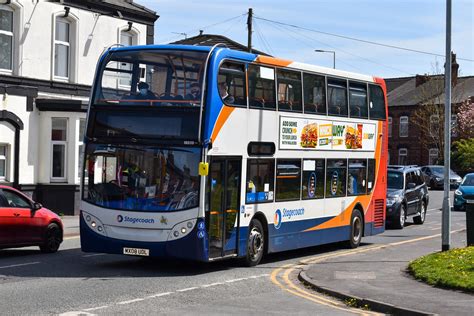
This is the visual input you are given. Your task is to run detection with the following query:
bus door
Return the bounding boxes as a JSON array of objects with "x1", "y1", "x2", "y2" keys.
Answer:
[{"x1": 207, "y1": 157, "x2": 241, "y2": 259}]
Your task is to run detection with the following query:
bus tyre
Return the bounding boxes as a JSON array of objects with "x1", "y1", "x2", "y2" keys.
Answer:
[
  {"x1": 39, "y1": 223, "x2": 62, "y2": 253},
  {"x1": 347, "y1": 209, "x2": 363, "y2": 249},
  {"x1": 414, "y1": 201, "x2": 426, "y2": 225},
  {"x1": 245, "y1": 219, "x2": 265, "y2": 267}
]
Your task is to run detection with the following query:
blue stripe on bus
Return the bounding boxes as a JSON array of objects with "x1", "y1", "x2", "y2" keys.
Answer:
[
  {"x1": 203, "y1": 48, "x2": 258, "y2": 142},
  {"x1": 80, "y1": 216, "x2": 209, "y2": 262}
]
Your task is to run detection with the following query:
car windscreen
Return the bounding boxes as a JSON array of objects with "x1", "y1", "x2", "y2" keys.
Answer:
[
  {"x1": 93, "y1": 49, "x2": 208, "y2": 107},
  {"x1": 387, "y1": 171, "x2": 404, "y2": 189},
  {"x1": 82, "y1": 144, "x2": 200, "y2": 212},
  {"x1": 462, "y1": 175, "x2": 474, "y2": 186}
]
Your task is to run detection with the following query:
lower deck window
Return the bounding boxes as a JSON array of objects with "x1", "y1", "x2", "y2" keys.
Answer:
[
  {"x1": 276, "y1": 159, "x2": 301, "y2": 201},
  {"x1": 326, "y1": 159, "x2": 347, "y2": 197},
  {"x1": 302, "y1": 159, "x2": 325, "y2": 199},
  {"x1": 246, "y1": 159, "x2": 274, "y2": 203},
  {"x1": 348, "y1": 159, "x2": 367, "y2": 195}
]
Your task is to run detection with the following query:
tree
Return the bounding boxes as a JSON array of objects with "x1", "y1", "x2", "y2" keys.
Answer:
[
  {"x1": 452, "y1": 138, "x2": 474, "y2": 174},
  {"x1": 456, "y1": 98, "x2": 474, "y2": 139}
]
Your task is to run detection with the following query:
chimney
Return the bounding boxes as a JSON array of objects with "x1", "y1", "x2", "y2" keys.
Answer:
[
  {"x1": 451, "y1": 53, "x2": 459, "y2": 87},
  {"x1": 444, "y1": 52, "x2": 459, "y2": 87},
  {"x1": 415, "y1": 74, "x2": 429, "y2": 87},
  {"x1": 199, "y1": 30, "x2": 203, "y2": 36}
]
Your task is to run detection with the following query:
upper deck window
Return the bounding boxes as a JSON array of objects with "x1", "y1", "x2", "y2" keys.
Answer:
[
  {"x1": 327, "y1": 78, "x2": 348, "y2": 117},
  {"x1": 218, "y1": 61, "x2": 246, "y2": 107},
  {"x1": 277, "y1": 69, "x2": 302, "y2": 113},
  {"x1": 369, "y1": 84, "x2": 386, "y2": 120},
  {"x1": 94, "y1": 49, "x2": 208, "y2": 107},
  {"x1": 349, "y1": 82, "x2": 368, "y2": 119},
  {"x1": 303, "y1": 73, "x2": 326, "y2": 115},
  {"x1": 248, "y1": 64, "x2": 276, "y2": 110}
]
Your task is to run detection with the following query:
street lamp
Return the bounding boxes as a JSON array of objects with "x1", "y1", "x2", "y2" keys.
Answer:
[{"x1": 315, "y1": 49, "x2": 336, "y2": 69}]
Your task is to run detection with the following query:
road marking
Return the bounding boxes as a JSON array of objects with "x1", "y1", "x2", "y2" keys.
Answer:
[
  {"x1": 61, "y1": 273, "x2": 270, "y2": 314},
  {"x1": 145, "y1": 292, "x2": 172, "y2": 299},
  {"x1": 83, "y1": 306, "x2": 109, "y2": 311},
  {"x1": 270, "y1": 228, "x2": 465, "y2": 315},
  {"x1": 176, "y1": 287, "x2": 199, "y2": 292},
  {"x1": 0, "y1": 262, "x2": 41, "y2": 269},
  {"x1": 118, "y1": 298, "x2": 144, "y2": 305}
]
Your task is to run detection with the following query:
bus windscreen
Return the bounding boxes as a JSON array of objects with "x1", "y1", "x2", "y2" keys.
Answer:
[{"x1": 93, "y1": 49, "x2": 208, "y2": 107}]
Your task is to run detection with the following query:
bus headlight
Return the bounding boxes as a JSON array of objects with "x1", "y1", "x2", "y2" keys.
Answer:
[
  {"x1": 82, "y1": 211, "x2": 107, "y2": 236},
  {"x1": 168, "y1": 219, "x2": 196, "y2": 241}
]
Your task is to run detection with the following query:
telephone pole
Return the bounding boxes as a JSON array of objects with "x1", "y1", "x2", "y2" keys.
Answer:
[{"x1": 247, "y1": 8, "x2": 253, "y2": 53}]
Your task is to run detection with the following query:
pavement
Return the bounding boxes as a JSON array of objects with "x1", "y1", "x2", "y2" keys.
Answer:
[
  {"x1": 61, "y1": 215, "x2": 79, "y2": 237},
  {"x1": 300, "y1": 227, "x2": 473, "y2": 315}
]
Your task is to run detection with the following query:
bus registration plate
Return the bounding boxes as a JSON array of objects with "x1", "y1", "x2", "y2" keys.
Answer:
[{"x1": 123, "y1": 247, "x2": 150, "y2": 256}]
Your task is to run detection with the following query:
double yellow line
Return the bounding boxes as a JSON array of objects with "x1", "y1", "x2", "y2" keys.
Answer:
[{"x1": 270, "y1": 229, "x2": 465, "y2": 315}]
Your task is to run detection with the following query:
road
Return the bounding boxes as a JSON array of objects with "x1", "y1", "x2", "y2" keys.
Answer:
[{"x1": 0, "y1": 190, "x2": 467, "y2": 315}]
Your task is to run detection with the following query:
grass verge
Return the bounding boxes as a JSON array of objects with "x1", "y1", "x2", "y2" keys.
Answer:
[{"x1": 408, "y1": 246, "x2": 474, "y2": 293}]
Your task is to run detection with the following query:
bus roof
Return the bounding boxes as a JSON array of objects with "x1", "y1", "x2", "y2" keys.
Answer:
[{"x1": 107, "y1": 44, "x2": 379, "y2": 84}]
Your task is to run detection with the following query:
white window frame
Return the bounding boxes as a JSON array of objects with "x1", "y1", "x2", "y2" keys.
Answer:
[
  {"x1": 398, "y1": 148, "x2": 408, "y2": 165},
  {"x1": 51, "y1": 118, "x2": 68, "y2": 182},
  {"x1": 429, "y1": 148, "x2": 439, "y2": 165},
  {"x1": 53, "y1": 17, "x2": 70, "y2": 80},
  {"x1": 0, "y1": 144, "x2": 7, "y2": 181},
  {"x1": 118, "y1": 29, "x2": 139, "y2": 88},
  {"x1": 0, "y1": 7, "x2": 14, "y2": 73},
  {"x1": 399, "y1": 116, "x2": 409, "y2": 137},
  {"x1": 77, "y1": 118, "x2": 85, "y2": 183},
  {"x1": 388, "y1": 116, "x2": 392, "y2": 138}
]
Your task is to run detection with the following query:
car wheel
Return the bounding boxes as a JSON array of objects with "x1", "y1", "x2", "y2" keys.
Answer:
[
  {"x1": 393, "y1": 204, "x2": 406, "y2": 229},
  {"x1": 244, "y1": 218, "x2": 265, "y2": 267},
  {"x1": 347, "y1": 209, "x2": 363, "y2": 248},
  {"x1": 414, "y1": 201, "x2": 426, "y2": 224},
  {"x1": 39, "y1": 223, "x2": 62, "y2": 253}
]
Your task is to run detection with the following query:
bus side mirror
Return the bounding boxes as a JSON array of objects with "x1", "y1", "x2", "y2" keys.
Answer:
[{"x1": 199, "y1": 162, "x2": 209, "y2": 176}]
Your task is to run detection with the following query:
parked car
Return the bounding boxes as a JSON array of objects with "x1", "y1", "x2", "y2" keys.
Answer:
[
  {"x1": 454, "y1": 173, "x2": 474, "y2": 212},
  {"x1": 386, "y1": 166, "x2": 429, "y2": 229},
  {"x1": 0, "y1": 185, "x2": 63, "y2": 252},
  {"x1": 420, "y1": 165, "x2": 462, "y2": 189}
]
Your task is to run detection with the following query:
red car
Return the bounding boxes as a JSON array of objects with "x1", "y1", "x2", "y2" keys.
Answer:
[{"x1": 0, "y1": 185, "x2": 63, "y2": 253}]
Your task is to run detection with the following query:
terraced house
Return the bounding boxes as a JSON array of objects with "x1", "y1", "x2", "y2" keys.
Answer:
[{"x1": 0, "y1": 0, "x2": 158, "y2": 214}]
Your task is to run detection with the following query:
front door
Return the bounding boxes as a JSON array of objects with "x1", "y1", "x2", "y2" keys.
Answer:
[{"x1": 207, "y1": 157, "x2": 241, "y2": 259}]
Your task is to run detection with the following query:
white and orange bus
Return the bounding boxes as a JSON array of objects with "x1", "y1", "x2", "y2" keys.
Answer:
[{"x1": 80, "y1": 45, "x2": 388, "y2": 266}]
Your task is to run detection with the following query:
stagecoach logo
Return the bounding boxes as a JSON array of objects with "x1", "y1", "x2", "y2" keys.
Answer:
[
  {"x1": 274, "y1": 209, "x2": 282, "y2": 229},
  {"x1": 116, "y1": 215, "x2": 155, "y2": 224}
]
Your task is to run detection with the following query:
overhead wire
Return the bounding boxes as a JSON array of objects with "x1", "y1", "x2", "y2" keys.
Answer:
[
  {"x1": 259, "y1": 18, "x2": 414, "y2": 76},
  {"x1": 254, "y1": 15, "x2": 474, "y2": 63},
  {"x1": 253, "y1": 18, "x2": 275, "y2": 56},
  {"x1": 157, "y1": 13, "x2": 247, "y2": 44}
]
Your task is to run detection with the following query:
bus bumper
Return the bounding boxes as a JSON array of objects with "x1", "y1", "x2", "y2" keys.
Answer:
[{"x1": 80, "y1": 215, "x2": 209, "y2": 262}]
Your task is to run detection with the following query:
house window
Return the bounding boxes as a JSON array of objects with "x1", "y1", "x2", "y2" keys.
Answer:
[
  {"x1": 388, "y1": 117, "x2": 392, "y2": 138},
  {"x1": 430, "y1": 115, "x2": 439, "y2": 137},
  {"x1": 429, "y1": 148, "x2": 439, "y2": 165},
  {"x1": 54, "y1": 18, "x2": 70, "y2": 78},
  {"x1": 0, "y1": 144, "x2": 7, "y2": 181},
  {"x1": 398, "y1": 148, "x2": 408, "y2": 165},
  {"x1": 0, "y1": 8, "x2": 13, "y2": 71},
  {"x1": 399, "y1": 116, "x2": 408, "y2": 137},
  {"x1": 51, "y1": 118, "x2": 68, "y2": 181},
  {"x1": 77, "y1": 119, "x2": 85, "y2": 180},
  {"x1": 119, "y1": 31, "x2": 137, "y2": 86}
]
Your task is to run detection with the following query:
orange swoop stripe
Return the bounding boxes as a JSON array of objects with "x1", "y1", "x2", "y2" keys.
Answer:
[
  {"x1": 304, "y1": 195, "x2": 372, "y2": 232},
  {"x1": 256, "y1": 55, "x2": 292, "y2": 67},
  {"x1": 211, "y1": 106, "x2": 235, "y2": 142}
]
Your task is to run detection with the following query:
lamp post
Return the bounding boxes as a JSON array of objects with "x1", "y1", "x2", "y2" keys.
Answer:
[{"x1": 315, "y1": 49, "x2": 336, "y2": 69}]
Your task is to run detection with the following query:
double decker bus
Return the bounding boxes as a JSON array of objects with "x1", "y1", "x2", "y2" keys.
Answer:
[{"x1": 80, "y1": 44, "x2": 388, "y2": 266}]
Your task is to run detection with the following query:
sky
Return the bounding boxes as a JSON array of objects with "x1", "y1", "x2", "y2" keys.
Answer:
[{"x1": 136, "y1": 0, "x2": 473, "y2": 79}]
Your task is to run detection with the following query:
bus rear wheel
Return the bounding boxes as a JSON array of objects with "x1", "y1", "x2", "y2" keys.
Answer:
[
  {"x1": 347, "y1": 209, "x2": 363, "y2": 249},
  {"x1": 244, "y1": 218, "x2": 265, "y2": 267}
]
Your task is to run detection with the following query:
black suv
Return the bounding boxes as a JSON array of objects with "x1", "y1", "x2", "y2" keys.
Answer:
[{"x1": 386, "y1": 166, "x2": 429, "y2": 229}]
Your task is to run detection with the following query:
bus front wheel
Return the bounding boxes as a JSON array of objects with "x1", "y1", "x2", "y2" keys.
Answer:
[
  {"x1": 245, "y1": 218, "x2": 265, "y2": 266},
  {"x1": 347, "y1": 209, "x2": 363, "y2": 249}
]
